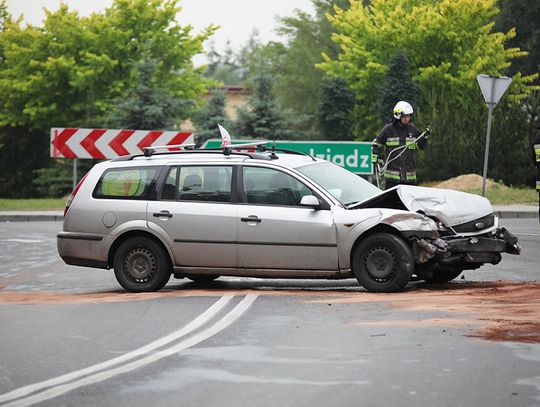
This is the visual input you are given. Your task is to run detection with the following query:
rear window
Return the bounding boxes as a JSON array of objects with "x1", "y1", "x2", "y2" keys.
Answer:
[
  {"x1": 93, "y1": 167, "x2": 159, "y2": 199},
  {"x1": 161, "y1": 165, "x2": 233, "y2": 202}
]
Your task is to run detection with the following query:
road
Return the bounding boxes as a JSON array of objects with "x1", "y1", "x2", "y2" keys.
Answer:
[{"x1": 0, "y1": 219, "x2": 539, "y2": 407}]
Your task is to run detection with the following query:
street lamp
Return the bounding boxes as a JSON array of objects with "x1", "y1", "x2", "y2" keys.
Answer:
[{"x1": 476, "y1": 74, "x2": 512, "y2": 197}]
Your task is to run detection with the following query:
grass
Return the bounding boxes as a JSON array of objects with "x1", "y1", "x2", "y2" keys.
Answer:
[
  {"x1": 0, "y1": 198, "x2": 66, "y2": 211},
  {"x1": 459, "y1": 185, "x2": 537, "y2": 205},
  {"x1": 420, "y1": 182, "x2": 537, "y2": 205}
]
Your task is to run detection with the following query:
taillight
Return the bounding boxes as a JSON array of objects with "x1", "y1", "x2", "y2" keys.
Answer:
[{"x1": 64, "y1": 172, "x2": 89, "y2": 216}]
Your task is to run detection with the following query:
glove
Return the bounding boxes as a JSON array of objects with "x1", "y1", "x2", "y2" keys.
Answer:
[{"x1": 424, "y1": 125, "x2": 432, "y2": 138}]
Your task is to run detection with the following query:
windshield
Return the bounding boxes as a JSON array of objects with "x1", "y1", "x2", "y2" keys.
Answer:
[{"x1": 296, "y1": 162, "x2": 382, "y2": 206}]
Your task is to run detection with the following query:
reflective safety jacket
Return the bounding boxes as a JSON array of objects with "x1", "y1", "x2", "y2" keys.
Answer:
[
  {"x1": 372, "y1": 120, "x2": 426, "y2": 184},
  {"x1": 533, "y1": 131, "x2": 540, "y2": 191}
]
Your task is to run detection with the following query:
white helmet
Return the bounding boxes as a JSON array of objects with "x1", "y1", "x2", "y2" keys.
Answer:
[{"x1": 393, "y1": 101, "x2": 414, "y2": 119}]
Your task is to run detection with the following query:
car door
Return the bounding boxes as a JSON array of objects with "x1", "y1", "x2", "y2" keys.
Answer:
[
  {"x1": 237, "y1": 165, "x2": 338, "y2": 270},
  {"x1": 147, "y1": 164, "x2": 238, "y2": 267}
]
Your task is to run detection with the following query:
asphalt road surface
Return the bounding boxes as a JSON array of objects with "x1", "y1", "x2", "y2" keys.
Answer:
[{"x1": 0, "y1": 219, "x2": 538, "y2": 407}]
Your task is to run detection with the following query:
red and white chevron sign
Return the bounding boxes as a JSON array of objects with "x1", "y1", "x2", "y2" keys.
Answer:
[{"x1": 50, "y1": 128, "x2": 194, "y2": 159}]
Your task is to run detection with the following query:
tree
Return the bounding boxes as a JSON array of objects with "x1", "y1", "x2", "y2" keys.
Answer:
[
  {"x1": 319, "y1": 0, "x2": 539, "y2": 184},
  {"x1": 192, "y1": 90, "x2": 229, "y2": 145},
  {"x1": 0, "y1": 0, "x2": 215, "y2": 197},
  {"x1": 496, "y1": 0, "x2": 540, "y2": 78},
  {"x1": 108, "y1": 58, "x2": 192, "y2": 130},
  {"x1": 319, "y1": 0, "x2": 537, "y2": 138},
  {"x1": 259, "y1": 0, "x2": 351, "y2": 135},
  {"x1": 317, "y1": 77, "x2": 355, "y2": 140},
  {"x1": 204, "y1": 40, "x2": 245, "y2": 85},
  {"x1": 233, "y1": 73, "x2": 301, "y2": 140},
  {"x1": 378, "y1": 50, "x2": 421, "y2": 122}
]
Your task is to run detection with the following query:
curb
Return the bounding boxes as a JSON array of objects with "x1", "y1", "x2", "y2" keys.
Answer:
[
  {"x1": 494, "y1": 211, "x2": 538, "y2": 219},
  {"x1": 0, "y1": 214, "x2": 64, "y2": 222}
]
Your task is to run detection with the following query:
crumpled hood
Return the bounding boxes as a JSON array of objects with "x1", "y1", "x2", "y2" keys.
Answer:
[{"x1": 353, "y1": 185, "x2": 493, "y2": 227}]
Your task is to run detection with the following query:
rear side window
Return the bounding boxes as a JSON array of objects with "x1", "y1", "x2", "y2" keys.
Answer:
[
  {"x1": 93, "y1": 167, "x2": 159, "y2": 199},
  {"x1": 161, "y1": 165, "x2": 233, "y2": 203}
]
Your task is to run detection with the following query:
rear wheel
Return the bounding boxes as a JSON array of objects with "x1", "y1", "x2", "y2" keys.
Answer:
[
  {"x1": 352, "y1": 233, "x2": 414, "y2": 292},
  {"x1": 113, "y1": 237, "x2": 171, "y2": 292}
]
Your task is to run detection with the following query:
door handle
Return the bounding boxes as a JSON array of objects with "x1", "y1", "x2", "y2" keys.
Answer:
[
  {"x1": 241, "y1": 216, "x2": 261, "y2": 223},
  {"x1": 153, "y1": 211, "x2": 173, "y2": 218}
]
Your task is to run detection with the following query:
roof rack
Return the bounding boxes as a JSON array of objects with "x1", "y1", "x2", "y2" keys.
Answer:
[
  {"x1": 111, "y1": 148, "x2": 271, "y2": 162},
  {"x1": 111, "y1": 141, "x2": 316, "y2": 162}
]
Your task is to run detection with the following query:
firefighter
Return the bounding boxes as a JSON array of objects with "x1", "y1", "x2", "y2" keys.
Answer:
[
  {"x1": 533, "y1": 122, "x2": 540, "y2": 222},
  {"x1": 372, "y1": 101, "x2": 431, "y2": 189}
]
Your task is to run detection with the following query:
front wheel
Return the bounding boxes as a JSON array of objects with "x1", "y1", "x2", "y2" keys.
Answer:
[
  {"x1": 352, "y1": 233, "x2": 414, "y2": 292},
  {"x1": 113, "y1": 237, "x2": 171, "y2": 292}
]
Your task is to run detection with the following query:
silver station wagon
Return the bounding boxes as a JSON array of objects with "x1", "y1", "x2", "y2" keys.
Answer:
[{"x1": 57, "y1": 144, "x2": 520, "y2": 293}]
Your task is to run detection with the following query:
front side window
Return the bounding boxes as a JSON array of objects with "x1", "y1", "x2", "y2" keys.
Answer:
[
  {"x1": 297, "y1": 162, "x2": 381, "y2": 206},
  {"x1": 162, "y1": 166, "x2": 233, "y2": 203},
  {"x1": 94, "y1": 167, "x2": 158, "y2": 199},
  {"x1": 243, "y1": 166, "x2": 312, "y2": 206}
]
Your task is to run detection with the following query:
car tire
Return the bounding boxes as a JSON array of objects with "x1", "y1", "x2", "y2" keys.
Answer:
[
  {"x1": 352, "y1": 233, "x2": 414, "y2": 292},
  {"x1": 185, "y1": 275, "x2": 220, "y2": 283},
  {"x1": 113, "y1": 237, "x2": 171, "y2": 292}
]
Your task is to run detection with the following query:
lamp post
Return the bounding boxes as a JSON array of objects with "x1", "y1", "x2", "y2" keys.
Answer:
[{"x1": 476, "y1": 74, "x2": 512, "y2": 197}]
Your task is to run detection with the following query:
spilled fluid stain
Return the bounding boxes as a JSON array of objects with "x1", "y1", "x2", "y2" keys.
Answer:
[
  {"x1": 0, "y1": 280, "x2": 539, "y2": 343},
  {"x1": 308, "y1": 281, "x2": 540, "y2": 344}
]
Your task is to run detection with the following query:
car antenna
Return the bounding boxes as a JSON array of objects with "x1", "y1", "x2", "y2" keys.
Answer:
[{"x1": 270, "y1": 131, "x2": 278, "y2": 159}]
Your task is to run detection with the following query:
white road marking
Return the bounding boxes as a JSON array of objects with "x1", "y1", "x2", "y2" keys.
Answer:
[
  {"x1": 0, "y1": 294, "x2": 237, "y2": 405},
  {"x1": 4, "y1": 294, "x2": 258, "y2": 407}
]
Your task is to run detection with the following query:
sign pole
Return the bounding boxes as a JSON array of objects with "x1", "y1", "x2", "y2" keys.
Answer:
[
  {"x1": 476, "y1": 74, "x2": 512, "y2": 197},
  {"x1": 73, "y1": 159, "x2": 77, "y2": 190},
  {"x1": 481, "y1": 104, "x2": 494, "y2": 197}
]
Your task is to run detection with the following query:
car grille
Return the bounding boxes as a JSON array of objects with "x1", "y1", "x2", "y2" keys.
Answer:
[{"x1": 452, "y1": 214, "x2": 495, "y2": 234}]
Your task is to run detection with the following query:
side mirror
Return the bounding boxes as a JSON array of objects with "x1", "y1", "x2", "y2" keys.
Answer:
[{"x1": 300, "y1": 195, "x2": 320, "y2": 209}]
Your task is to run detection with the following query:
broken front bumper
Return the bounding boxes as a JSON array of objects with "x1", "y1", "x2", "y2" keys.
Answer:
[
  {"x1": 442, "y1": 227, "x2": 521, "y2": 255},
  {"x1": 413, "y1": 227, "x2": 521, "y2": 265}
]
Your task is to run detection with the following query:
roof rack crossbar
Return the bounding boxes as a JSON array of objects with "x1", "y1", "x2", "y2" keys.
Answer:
[
  {"x1": 143, "y1": 143, "x2": 196, "y2": 157},
  {"x1": 204, "y1": 144, "x2": 315, "y2": 161},
  {"x1": 258, "y1": 146, "x2": 316, "y2": 161},
  {"x1": 222, "y1": 141, "x2": 268, "y2": 149}
]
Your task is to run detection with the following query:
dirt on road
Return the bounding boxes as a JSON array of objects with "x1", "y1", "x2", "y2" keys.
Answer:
[
  {"x1": 0, "y1": 280, "x2": 539, "y2": 343},
  {"x1": 317, "y1": 281, "x2": 540, "y2": 344}
]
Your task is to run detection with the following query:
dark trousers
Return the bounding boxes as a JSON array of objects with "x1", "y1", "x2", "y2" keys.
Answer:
[{"x1": 385, "y1": 179, "x2": 417, "y2": 190}]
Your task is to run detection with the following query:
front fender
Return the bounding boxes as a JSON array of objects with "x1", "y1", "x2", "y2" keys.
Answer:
[{"x1": 334, "y1": 208, "x2": 438, "y2": 270}]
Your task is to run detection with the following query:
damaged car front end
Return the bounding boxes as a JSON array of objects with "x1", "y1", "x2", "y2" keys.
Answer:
[{"x1": 352, "y1": 185, "x2": 521, "y2": 283}]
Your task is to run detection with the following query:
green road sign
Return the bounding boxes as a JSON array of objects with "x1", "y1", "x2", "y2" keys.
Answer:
[{"x1": 202, "y1": 139, "x2": 373, "y2": 174}]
